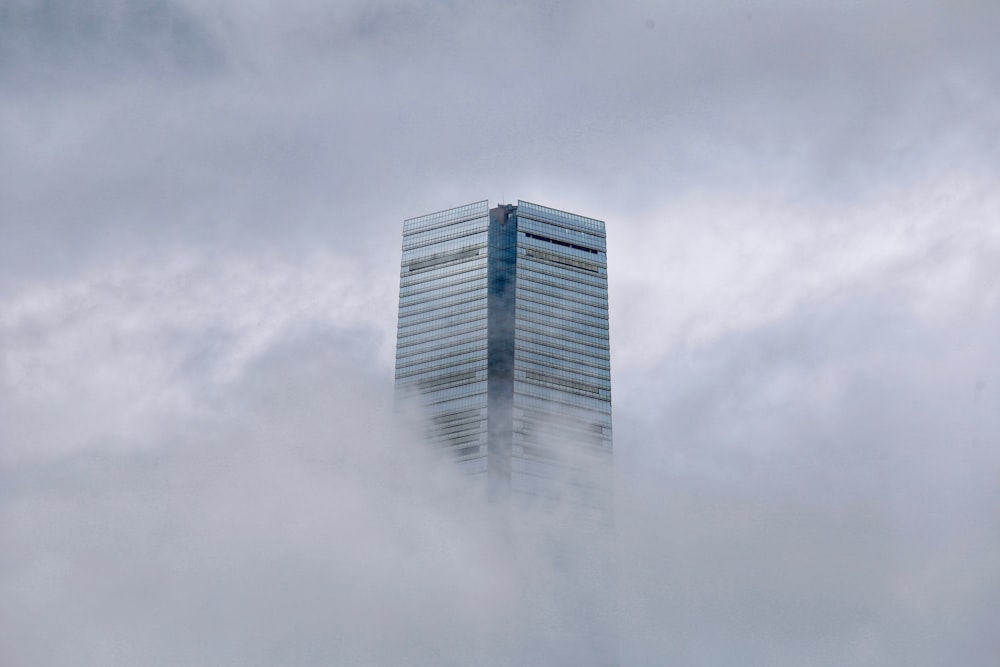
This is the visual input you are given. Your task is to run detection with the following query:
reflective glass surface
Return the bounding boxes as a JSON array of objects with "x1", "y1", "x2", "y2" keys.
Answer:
[
  {"x1": 395, "y1": 200, "x2": 612, "y2": 503},
  {"x1": 396, "y1": 202, "x2": 490, "y2": 473}
]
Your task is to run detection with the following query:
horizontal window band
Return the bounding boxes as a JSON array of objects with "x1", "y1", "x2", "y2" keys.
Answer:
[
  {"x1": 516, "y1": 264, "x2": 608, "y2": 291},
  {"x1": 518, "y1": 256, "x2": 606, "y2": 281},
  {"x1": 417, "y1": 381, "x2": 489, "y2": 404},
  {"x1": 523, "y1": 231, "x2": 598, "y2": 254},
  {"x1": 516, "y1": 273, "x2": 608, "y2": 299},
  {"x1": 517, "y1": 216, "x2": 607, "y2": 251},
  {"x1": 431, "y1": 407, "x2": 485, "y2": 421},
  {"x1": 515, "y1": 361, "x2": 610, "y2": 386},
  {"x1": 397, "y1": 324, "x2": 487, "y2": 348},
  {"x1": 396, "y1": 339, "x2": 489, "y2": 363},
  {"x1": 431, "y1": 414, "x2": 487, "y2": 430},
  {"x1": 516, "y1": 320, "x2": 609, "y2": 345},
  {"x1": 398, "y1": 288, "x2": 489, "y2": 314},
  {"x1": 398, "y1": 393, "x2": 488, "y2": 413},
  {"x1": 516, "y1": 380, "x2": 611, "y2": 404},
  {"x1": 406, "y1": 247, "x2": 482, "y2": 272},
  {"x1": 514, "y1": 340, "x2": 610, "y2": 369},
  {"x1": 515, "y1": 420, "x2": 612, "y2": 443},
  {"x1": 516, "y1": 405, "x2": 612, "y2": 427},
  {"x1": 397, "y1": 398, "x2": 488, "y2": 418},
  {"x1": 521, "y1": 247, "x2": 602, "y2": 274},
  {"x1": 514, "y1": 355, "x2": 611, "y2": 381},
  {"x1": 395, "y1": 345, "x2": 488, "y2": 370},
  {"x1": 523, "y1": 370, "x2": 603, "y2": 396},
  {"x1": 401, "y1": 261, "x2": 486, "y2": 287},
  {"x1": 517, "y1": 262, "x2": 607, "y2": 288},
  {"x1": 395, "y1": 350, "x2": 487, "y2": 376},
  {"x1": 515, "y1": 205, "x2": 606, "y2": 237},
  {"x1": 401, "y1": 257, "x2": 487, "y2": 287},
  {"x1": 516, "y1": 325, "x2": 610, "y2": 352},
  {"x1": 521, "y1": 233, "x2": 605, "y2": 261},
  {"x1": 397, "y1": 323, "x2": 488, "y2": 348},
  {"x1": 516, "y1": 400, "x2": 612, "y2": 421},
  {"x1": 397, "y1": 299, "x2": 487, "y2": 329},
  {"x1": 516, "y1": 290, "x2": 608, "y2": 317},
  {"x1": 515, "y1": 303, "x2": 608, "y2": 328},
  {"x1": 514, "y1": 274, "x2": 608, "y2": 302},
  {"x1": 431, "y1": 422, "x2": 486, "y2": 438},
  {"x1": 398, "y1": 311, "x2": 485, "y2": 338},
  {"x1": 516, "y1": 317, "x2": 610, "y2": 341},
  {"x1": 516, "y1": 331, "x2": 610, "y2": 359},
  {"x1": 395, "y1": 358, "x2": 486, "y2": 381},
  {"x1": 403, "y1": 222, "x2": 489, "y2": 252},
  {"x1": 513, "y1": 385, "x2": 612, "y2": 413},
  {"x1": 401, "y1": 235, "x2": 488, "y2": 264},
  {"x1": 433, "y1": 433, "x2": 483, "y2": 447},
  {"x1": 403, "y1": 205, "x2": 488, "y2": 234},
  {"x1": 398, "y1": 282, "x2": 488, "y2": 307},
  {"x1": 412, "y1": 370, "x2": 478, "y2": 391},
  {"x1": 403, "y1": 213, "x2": 490, "y2": 240}
]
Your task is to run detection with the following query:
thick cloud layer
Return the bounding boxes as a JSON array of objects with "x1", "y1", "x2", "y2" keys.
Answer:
[{"x1": 2, "y1": 1, "x2": 998, "y2": 664}]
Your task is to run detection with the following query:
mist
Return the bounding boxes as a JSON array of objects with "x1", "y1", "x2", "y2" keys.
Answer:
[{"x1": 2, "y1": 1, "x2": 999, "y2": 664}]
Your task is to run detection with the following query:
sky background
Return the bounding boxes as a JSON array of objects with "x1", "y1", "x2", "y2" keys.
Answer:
[{"x1": 2, "y1": 0, "x2": 999, "y2": 664}]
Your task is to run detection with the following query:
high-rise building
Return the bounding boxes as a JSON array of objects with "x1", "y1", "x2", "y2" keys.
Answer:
[
  {"x1": 394, "y1": 200, "x2": 612, "y2": 509},
  {"x1": 394, "y1": 200, "x2": 616, "y2": 665}
]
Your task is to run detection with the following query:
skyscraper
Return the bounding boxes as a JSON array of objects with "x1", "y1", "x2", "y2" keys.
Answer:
[{"x1": 394, "y1": 200, "x2": 612, "y2": 510}]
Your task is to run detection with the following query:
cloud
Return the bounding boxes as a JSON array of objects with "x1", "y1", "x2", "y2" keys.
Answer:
[{"x1": 2, "y1": 0, "x2": 999, "y2": 664}]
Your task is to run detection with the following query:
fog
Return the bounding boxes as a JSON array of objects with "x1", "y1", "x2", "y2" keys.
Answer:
[{"x1": 2, "y1": 1, "x2": 999, "y2": 664}]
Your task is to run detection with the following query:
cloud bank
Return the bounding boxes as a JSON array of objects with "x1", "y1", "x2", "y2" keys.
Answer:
[{"x1": 2, "y1": 1, "x2": 999, "y2": 664}]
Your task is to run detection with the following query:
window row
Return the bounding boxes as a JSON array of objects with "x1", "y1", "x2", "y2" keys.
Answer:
[
  {"x1": 403, "y1": 201, "x2": 487, "y2": 233},
  {"x1": 396, "y1": 328, "x2": 488, "y2": 357},
  {"x1": 517, "y1": 290, "x2": 607, "y2": 319},
  {"x1": 521, "y1": 246, "x2": 603, "y2": 276},
  {"x1": 516, "y1": 201, "x2": 605, "y2": 234},
  {"x1": 516, "y1": 301, "x2": 607, "y2": 329},
  {"x1": 515, "y1": 257, "x2": 608, "y2": 290},
  {"x1": 401, "y1": 233, "x2": 487, "y2": 264},
  {"x1": 397, "y1": 298, "x2": 486, "y2": 329},
  {"x1": 419, "y1": 380, "x2": 488, "y2": 405},
  {"x1": 515, "y1": 349, "x2": 610, "y2": 379},
  {"x1": 519, "y1": 370, "x2": 606, "y2": 398},
  {"x1": 401, "y1": 255, "x2": 487, "y2": 287},
  {"x1": 514, "y1": 405, "x2": 612, "y2": 430},
  {"x1": 518, "y1": 217, "x2": 606, "y2": 253},
  {"x1": 395, "y1": 340, "x2": 487, "y2": 368},
  {"x1": 517, "y1": 281, "x2": 608, "y2": 312},
  {"x1": 517, "y1": 265, "x2": 607, "y2": 297},
  {"x1": 422, "y1": 393, "x2": 489, "y2": 415},
  {"x1": 395, "y1": 350, "x2": 487, "y2": 380},
  {"x1": 520, "y1": 233, "x2": 607, "y2": 266},
  {"x1": 398, "y1": 266, "x2": 488, "y2": 299},
  {"x1": 398, "y1": 287, "x2": 488, "y2": 317},
  {"x1": 402, "y1": 216, "x2": 489, "y2": 252},
  {"x1": 516, "y1": 322, "x2": 609, "y2": 352},
  {"x1": 396, "y1": 358, "x2": 487, "y2": 385},
  {"x1": 397, "y1": 308, "x2": 485, "y2": 338},
  {"x1": 515, "y1": 338, "x2": 610, "y2": 369},
  {"x1": 514, "y1": 382, "x2": 612, "y2": 412},
  {"x1": 515, "y1": 310, "x2": 609, "y2": 341},
  {"x1": 398, "y1": 320, "x2": 487, "y2": 348},
  {"x1": 517, "y1": 365, "x2": 610, "y2": 390}
]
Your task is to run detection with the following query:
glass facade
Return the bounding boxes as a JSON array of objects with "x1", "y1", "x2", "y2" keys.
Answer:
[{"x1": 395, "y1": 200, "x2": 612, "y2": 507}]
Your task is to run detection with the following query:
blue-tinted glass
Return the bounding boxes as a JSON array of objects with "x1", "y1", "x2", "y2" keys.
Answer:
[{"x1": 395, "y1": 200, "x2": 612, "y2": 506}]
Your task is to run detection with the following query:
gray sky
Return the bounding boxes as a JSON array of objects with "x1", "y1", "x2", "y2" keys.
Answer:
[{"x1": 2, "y1": 1, "x2": 999, "y2": 665}]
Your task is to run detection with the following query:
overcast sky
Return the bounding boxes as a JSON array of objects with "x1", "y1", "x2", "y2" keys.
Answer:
[{"x1": 2, "y1": 1, "x2": 999, "y2": 665}]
